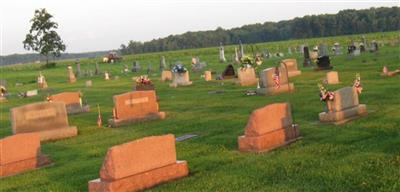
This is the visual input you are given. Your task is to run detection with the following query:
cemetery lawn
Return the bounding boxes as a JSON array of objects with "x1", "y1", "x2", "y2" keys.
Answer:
[{"x1": 1, "y1": 31, "x2": 399, "y2": 191}]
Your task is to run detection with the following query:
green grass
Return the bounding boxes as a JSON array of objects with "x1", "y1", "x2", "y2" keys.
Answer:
[{"x1": 1, "y1": 31, "x2": 399, "y2": 191}]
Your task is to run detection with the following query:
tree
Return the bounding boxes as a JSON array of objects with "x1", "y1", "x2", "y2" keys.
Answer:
[{"x1": 23, "y1": 8, "x2": 66, "y2": 64}]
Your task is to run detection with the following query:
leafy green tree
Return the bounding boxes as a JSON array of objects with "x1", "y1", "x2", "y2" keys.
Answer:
[{"x1": 23, "y1": 8, "x2": 66, "y2": 64}]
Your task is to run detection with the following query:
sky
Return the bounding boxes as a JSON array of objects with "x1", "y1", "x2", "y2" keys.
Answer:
[{"x1": 0, "y1": 0, "x2": 398, "y2": 56}]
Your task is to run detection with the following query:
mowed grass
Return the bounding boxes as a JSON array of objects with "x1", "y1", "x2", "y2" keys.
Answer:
[{"x1": 0, "y1": 32, "x2": 399, "y2": 191}]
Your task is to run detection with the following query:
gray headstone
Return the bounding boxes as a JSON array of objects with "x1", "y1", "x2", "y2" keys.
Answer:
[
  {"x1": 160, "y1": 56, "x2": 166, "y2": 72},
  {"x1": 219, "y1": 42, "x2": 226, "y2": 62}
]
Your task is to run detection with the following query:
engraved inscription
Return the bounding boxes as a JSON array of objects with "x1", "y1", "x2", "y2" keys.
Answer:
[
  {"x1": 25, "y1": 108, "x2": 57, "y2": 120},
  {"x1": 124, "y1": 97, "x2": 149, "y2": 105}
]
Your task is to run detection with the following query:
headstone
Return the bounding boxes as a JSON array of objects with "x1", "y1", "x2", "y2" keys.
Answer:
[
  {"x1": 104, "y1": 71, "x2": 110, "y2": 80},
  {"x1": 299, "y1": 45, "x2": 305, "y2": 54},
  {"x1": 204, "y1": 71, "x2": 212, "y2": 81},
  {"x1": 222, "y1": 64, "x2": 236, "y2": 79},
  {"x1": 256, "y1": 66, "x2": 294, "y2": 95},
  {"x1": 219, "y1": 43, "x2": 226, "y2": 62},
  {"x1": 333, "y1": 43, "x2": 341, "y2": 55},
  {"x1": 25, "y1": 89, "x2": 38, "y2": 97},
  {"x1": 319, "y1": 87, "x2": 367, "y2": 124},
  {"x1": 237, "y1": 67, "x2": 258, "y2": 86},
  {"x1": 68, "y1": 65, "x2": 77, "y2": 83},
  {"x1": 161, "y1": 70, "x2": 173, "y2": 81},
  {"x1": 191, "y1": 57, "x2": 206, "y2": 72},
  {"x1": 0, "y1": 81, "x2": 7, "y2": 102},
  {"x1": 160, "y1": 56, "x2": 167, "y2": 72},
  {"x1": 315, "y1": 56, "x2": 333, "y2": 70},
  {"x1": 0, "y1": 133, "x2": 52, "y2": 177},
  {"x1": 108, "y1": 91, "x2": 166, "y2": 127},
  {"x1": 326, "y1": 71, "x2": 340, "y2": 84},
  {"x1": 238, "y1": 103, "x2": 300, "y2": 152},
  {"x1": 146, "y1": 64, "x2": 152, "y2": 75},
  {"x1": 49, "y1": 92, "x2": 90, "y2": 114},
  {"x1": 359, "y1": 43, "x2": 366, "y2": 52},
  {"x1": 37, "y1": 72, "x2": 48, "y2": 89},
  {"x1": 95, "y1": 62, "x2": 101, "y2": 75},
  {"x1": 318, "y1": 44, "x2": 329, "y2": 57},
  {"x1": 75, "y1": 60, "x2": 81, "y2": 77},
  {"x1": 85, "y1": 80, "x2": 92, "y2": 87},
  {"x1": 10, "y1": 102, "x2": 78, "y2": 141},
  {"x1": 170, "y1": 71, "x2": 193, "y2": 87},
  {"x1": 234, "y1": 47, "x2": 240, "y2": 64},
  {"x1": 88, "y1": 134, "x2": 189, "y2": 192},
  {"x1": 280, "y1": 59, "x2": 301, "y2": 77},
  {"x1": 132, "y1": 61, "x2": 141, "y2": 72},
  {"x1": 303, "y1": 46, "x2": 311, "y2": 67},
  {"x1": 370, "y1": 41, "x2": 379, "y2": 52},
  {"x1": 348, "y1": 44, "x2": 356, "y2": 55}
]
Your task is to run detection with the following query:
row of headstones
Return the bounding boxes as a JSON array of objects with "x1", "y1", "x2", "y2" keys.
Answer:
[{"x1": 1, "y1": 85, "x2": 367, "y2": 191}]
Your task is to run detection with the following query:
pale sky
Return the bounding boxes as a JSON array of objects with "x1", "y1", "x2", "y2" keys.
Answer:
[{"x1": 0, "y1": 0, "x2": 398, "y2": 55}]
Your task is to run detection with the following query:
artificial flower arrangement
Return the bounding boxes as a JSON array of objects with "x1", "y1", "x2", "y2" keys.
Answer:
[
  {"x1": 353, "y1": 73, "x2": 363, "y2": 94},
  {"x1": 135, "y1": 75, "x2": 154, "y2": 90},
  {"x1": 318, "y1": 83, "x2": 334, "y2": 102},
  {"x1": 171, "y1": 63, "x2": 188, "y2": 74}
]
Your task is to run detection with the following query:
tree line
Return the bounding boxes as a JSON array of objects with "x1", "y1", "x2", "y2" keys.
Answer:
[{"x1": 119, "y1": 7, "x2": 400, "y2": 55}]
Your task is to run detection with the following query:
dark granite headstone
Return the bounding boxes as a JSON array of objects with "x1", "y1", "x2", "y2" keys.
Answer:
[
  {"x1": 315, "y1": 56, "x2": 332, "y2": 70},
  {"x1": 303, "y1": 46, "x2": 311, "y2": 67},
  {"x1": 222, "y1": 64, "x2": 236, "y2": 79}
]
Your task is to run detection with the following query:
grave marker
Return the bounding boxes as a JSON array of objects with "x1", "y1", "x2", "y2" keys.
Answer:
[
  {"x1": 326, "y1": 71, "x2": 340, "y2": 84},
  {"x1": 280, "y1": 59, "x2": 301, "y2": 77},
  {"x1": 88, "y1": 134, "x2": 189, "y2": 192},
  {"x1": 319, "y1": 87, "x2": 367, "y2": 125},
  {"x1": 237, "y1": 67, "x2": 258, "y2": 86},
  {"x1": 108, "y1": 91, "x2": 166, "y2": 127},
  {"x1": 0, "y1": 133, "x2": 52, "y2": 177},
  {"x1": 10, "y1": 102, "x2": 78, "y2": 141},
  {"x1": 256, "y1": 66, "x2": 294, "y2": 95},
  {"x1": 238, "y1": 103, "x2": 300, "y2": 152},
  {"x1": 49, "y1": 92, "x2": 90, "y2": 114}
]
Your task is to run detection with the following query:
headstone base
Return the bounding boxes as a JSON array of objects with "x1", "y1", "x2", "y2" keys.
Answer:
[
  {"x1": 88, "y1": 161, "x2": 189, "y2": 192},
  {"x1": 169, "y1": 82, "x2": 192, "y2": 88},
  {"x1": 66, "y1": 104, "x2": 90, "y2": 115},
  {"x1": 28, "y1": 126, "x2": 78, "y2": 141},
  {"x1": 256, "y1": 83, "x2": 294, "y2": 95},
  {"x1": 319, "y1": 104, "x2": 367, "y2": 125},
  {"x1": 0, "y1": 154, "x2": 52, "y2": 178},
  {"x1": 108, "y1": 112, "x2": 166, "y2": 128},
  {"x1": 238, "y1": 125, "x2": 300, "y2": 153},
  {"x1": 287, "y1": 71, "x2": 301, "y2": 78},
  {"x1": 314, "y1": 66, "x2": 333, "y2": 71}
]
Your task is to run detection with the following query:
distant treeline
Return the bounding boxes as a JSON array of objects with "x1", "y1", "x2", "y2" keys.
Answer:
[
  {"x1": 119, "y1": 7, "x2": 400, "y2": 55},
  {"x1": 0, "y1": 51, "x2": 109, "y2": 66}
]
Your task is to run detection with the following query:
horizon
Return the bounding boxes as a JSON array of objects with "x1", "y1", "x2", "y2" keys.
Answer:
[{"x1": 0, "y1": 0, "x2": 398, "y2": 56}]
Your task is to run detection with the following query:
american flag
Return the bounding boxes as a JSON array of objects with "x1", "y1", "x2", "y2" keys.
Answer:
[{"x1": 273, "y1": 73, "x2": 280, "y2": 89}]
